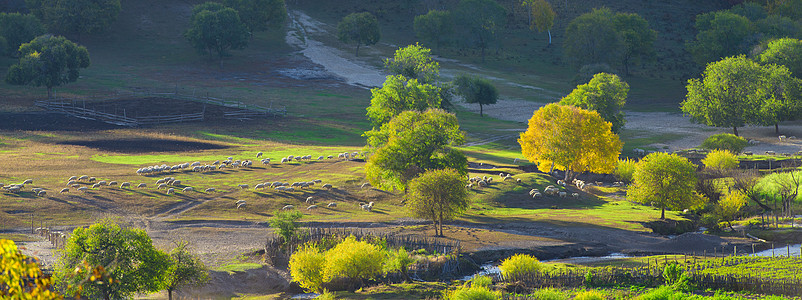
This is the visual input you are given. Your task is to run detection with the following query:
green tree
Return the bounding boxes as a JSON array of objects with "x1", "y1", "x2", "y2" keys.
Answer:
[
  {"x1": 405, "y1": 169, "x2": 469, "y2": 236},
  {"x1": 524, "y1": 0, "x2": 555, "y2": 45},
  {"x1": 728, "y1": 2, "x2": 768, "y2": 22},
  {"x1": 5, "y1": 35, "x2": 90, "y2": 98},
  {"x1": 681, "y1": 55, "x2": 796, "y2": 135},
  {"x1": 223, "y1": 0, "x2": 286, "y2": 33},
  {"x1": 519, "y1": 104, "x2": 622, "y2": 181},
  {"x1": 164, "y1": 241, "x2": 209, "y2": 300},
  {"x1": 413, "y1": 10, "x2": 454, "y2": 51},
  {"x1": 612, "y1": 12, "x2": 657, "y2": 75},
  {"x1": 322, "y1": 236, "x2": 386, "y2": 290},
  {"x1": 564, "y1": 8, "x2": 623, "y2": 67},
  {"x1": 0, "y1": 13, "x2": 45, "y2": 56},
  {"x1": 756, "y1": 15, "x2": 802, "y2": 40},
  {"x1": 269, "y1": 210, "x2": 303, "y2": 243},
  {"x1": 366, "y1": 75, "x2": 443, "y2": 127},
  {"x1": 185, "y1": 2, "x2": 250, "y2": 67},
  {"x1": 716, "y1": 191, "x2": 747, "y2": 231},
  {"x1": 364, "y1": 109, "x2": 467, "y2": 192},
  {"x1": 337, "y1": 12, "x2": 380, "y2": 57},
  {"x1": 454, "y1": 74, "x2": 498, "y2": 117},
  {"x1": 759, "y1": 38, "x2": 802, "y2": 78},
  {"x1": 454, "y1": 0, "x2": 506, "y2": 62},
  {"x1": 627, "y1": 152, "x2": 703, "y2": 220},
  {"x1": 383, "y1": 44, "x2": 440, "y2": 84},
  {"x1": 686, "y1": 11, "x2": 753, "y2": 66},
  {"x1": 25, "y1": 0, "x2": 120, "y2": 35},
  {"x1": 770, "y1": 0, "x2": 802, "y2": 20},
  {"x1": 700, "y1": 133, "x2": 748, "y2": 153},
  {"x1": 559, "y1": 72, "x2": 628, "y2": 133},
  {"x1": 55, "y1": 219, "x2": 169, "y2": 300},
  {"x1": 1, "y1": 239, "x2": 61, "y2": 299}
]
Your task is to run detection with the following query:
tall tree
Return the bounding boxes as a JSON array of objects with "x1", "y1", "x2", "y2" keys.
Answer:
[
  {"x1": 364, "y1": 109, "x2": 467, "y2": 192},
  {"x1": 716, "y1": 191, "x2": 747, "y2": 231},
  {"x1": 525, "y1": 0, "x2": 555, "y2": 45},
  {"x1": 759, "y1": 38, "x2": 802, "y2": 78},
  {"x1": 164, "y1": 241, "x2": 209, "y2": 300},
  {"x1": 337, "y1": 12, "x2": 380, "y2": 57},
  {"x1": 383, "y1": 44, "x2": 440, "y2": 84},
  {"x1": 25, "y1": 0, "x2": 120, "y2": 35},
  {"x1": 0, "y1": 13, "x2": 45, "y2": 56},
  {"x1": 559, "y1": 72, "x2": 628, "y2": 133},
  {"x1": 454, "y1": 74, "x2": 498, "y2": 117},
  {"x1": 366, "y1": 75, "x2": 442, "y2": 127},
  {"x1": 686, "y1": 11, "x2": 753, "y2": 66},
  {"x1": 5, "y1": 35, "x2": 90, "y2": 98},
  {"x1": 223, "y1": 0, "x2": 286, "y2": 33},
  {"x1": 454, "y1": 0, "x2": 506, "y2": 62},
  {"x1": 55, "y1": 219, "x2": 169, "y2": 300},
  {"x1": 406, "y1": 169, "x2": 469, "y2": 236},
  {"x1": 184, "y1": 2, "x2": 250, "y2": 67},
  {"x1": 627, "y1": 152, "x2": 703, "y2": 220},
  {"x1": 769, "y1": 0, "x2": 802, "y2": 20},
  {"x1": 612, "y1": 12, "x2": 656, "y2": 75},
  {"x1": 563, "y1": 8, "x2": 623, "y2": 67},
  {"x1": 413, "y1": 10, "x2": 454, "y2": 51},
  {"x1": 518, "y1": 104, "x2": 622, "y2": 181}
]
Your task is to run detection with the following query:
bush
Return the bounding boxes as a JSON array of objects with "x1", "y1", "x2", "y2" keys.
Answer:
[
  {"x1": 499, "y1": 254, "x2": 542, "y2": 281},
  {"x1": 575, "y1": 290, "x2": 605, "y2": 300},
  {"x1": 469, "y1": 275, "x2": 493, "y2": 288},
  {"x1": 700, "y1": 133, "x2": 748, "y2": 153},
  {"x1": 614, "y1": 158, "x2": 637, "y2": 183},
  {"x1": 289, "y1": 245, "x2": 326, "y2": 292},
  {"x1": 383, "y1": 247, "x2": 416, "y2": 282},
  {"x1": 448, "y1": 285, "x2": 500, "y2": 300},
  {"x1": 269, "y1": 210, "x2": 303, "y2": 243},
  {"x1": 635, "y1": 286, "x2": 686, "y2": 300},
  {"x1": 702, "y1": 150, "x2": 739, "y2": 170},
  {"x1": 323, "y1": 236, "x2": 386, "y2": 286},
  {"x1": 530, "y1": 288, "x2": 568, "y2": 300}
]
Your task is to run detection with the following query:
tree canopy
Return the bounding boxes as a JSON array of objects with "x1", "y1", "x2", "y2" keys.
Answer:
[
  {"x1": 406, "y1": 168, "x2": 469, "y2": 236},
  {"x1": 383, "y1": 44, "x2": 440, "y2": 84},
  {"x1": 223, "y1": 0, "x2": 286, "y2": 32},
  {"x1": 559, "y1": 72, "x2": 628, "y2": 133},
  {"x1": 454, "y1": 74, "x2": 498, "y2": 117},
  {"x1": 164, "y1": 242, "x2": 209, "y2": 300},
  {"x1": 364, "y1": 109, "x2": 467, "y2": 192},
  {"x1": 627, "y1": 152, "x2": 703, "y2": 219},
  {"x1": 0, "y1": 13, "x2": 45, "y2": 56},
  {"x1": 525, "y1": 0, "x2": 555, "y2": 45},
  {"x1": 454, "y1": 0, "x2": 506, "y2": 62},
  {"x1": 184, "y1": 2, "x2": 250, "y2": 66},
  {"x1": 55, "y1": 219, "x2": 169, "y2": 300},
  {"x1": 687, "y1": 11, "x2": 754, "y2": 66},
  {"x1": 25, "y1": 0, "x2": 120, "y2": 34},
  {"x1": 366, "y1": 75, "x2": 443, "y2": 127},
  {"x1": 5, "y1": 35, "x2": 90, "y2": 98},
  {"x1": 564, "y1": 8, "x2": 655, "y2": 72},
  {"x1": 612, "y1": 12, "x2": 657, "y2": 75},
  {"x1": 759, "y1": 38, "x2": 802, "y2": 78},
  {"x1": 1, "y1": 239, "x2": 61, "y2": 299},
  {"x1": 414, "y1": 10, "x2": 454, "y2": 51},
  {"x1": 337, "y1": 12, "x2": 380, "y2": 57},
  {"x1": 518, "y1": 103, "x2": 622, "y2": 181}
]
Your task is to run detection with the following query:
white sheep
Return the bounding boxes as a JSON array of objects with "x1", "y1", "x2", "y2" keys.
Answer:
[
  {"x1": 237, "y1": 202, "x2": 247, "y2": 209},
  {"x1": 513, "y1": 158, "x2": 520, "y2": 163},
  {"x1": 318, "y1": 156, "x2": 325, "y2": 160},
  {"x1": 559, "y1": 191, "x2": 567, "y2": 198},
  {"x1": 108, "y1": 181, "x2": 118, "y2": 186},
  {"x1": 88, "y1": 177, "x2": 96, "y2": 182},
  {"x1": 306, "y1": 205, "x2": 318, "y2": 210},
  {"x1": 137, "y1": 183, "x2": 147, "y2": 188},
  {"x1": 182, "y1": 187, "x2": 194, "y2": 192},
  {"x1": 68, "y1": 176, "x2": 78, "y2": 182},
  {"x1": 78, "y1": 175, "x2": 89, "y2": 181},
  {"x1": 37, "y1": 190, "x2": 47, "y2": 197},
  {"x1": 156, "y1": 179, "x2": 166, "y2": 185},
  {"x1": 571, "y1": 192, "x2": 580, "y2": 198},
  {"x1": 255, "y1": 183, "x2": 265, "y2": 189},
  {"x1": 21, "y1": 179, "x2": 32, "y2": 185},
  {"x1": 360, "y1": 183, "x2": 371, "y2": 189},
  {"x1": 306, "y1": 196, "x2": 314, "y2": 203},
  {"x1": 322, "y1": 183, "x2": 333, "y2": 189},
  {"x1": 327, "y1": 202, "x2": 337, "y2": 208},
  {"x1": 60, "y1": 188, "x2": 69, "y2": 193},
  {"x1": 257, "y1": 152, "x2": 263, "y2": 158},
  {"x1": 77, "y1": 187, "x2": 88, "y2": 192},
  {"x1": 327, "y1": 155, "x2": 334, "y2": 159},
  {"x1": 516, "y1": 178, "x2": 522, "y2": 183},
  {"x1": 67, "y1": 180, "x2": 77, "y2": 186},
  {"x1": 532, "y1": 192, "x2": 542, "y2": 198},
  {"x1": 92, "y1": 183, "x2": 101, "y2": 189},
  {"x1": 205, "y1": 188, "x2": 216, "y2": 193},
  {"x1": 120, "y1": 182, "x2": 131, "y2": 188},
  {"x1": 157, "y1": 183, "x2": 168, "y2": 189},
  {"x1": 97, "y1": 180, "x2": 107, "y2": 185},
  {"x1": 166, "y1": 188, "x2": 175, "y2": 195},
  {"x1": 238, "y1": 184, "x2": 249, "y2": 189}
]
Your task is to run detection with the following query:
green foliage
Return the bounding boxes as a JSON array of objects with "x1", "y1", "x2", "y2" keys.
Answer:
[
  {"x1": 701, "y1": 149, "x2": 739, "y2": 170},
  {"x1": 728, "y1": 2, "x2": 768, "y2": 21},
  {"x1": 316, "y1": 289, "x2": 337, "y2": 300},
  {"x1": 559, "y1": 72, "x2": 629, "y2": 133},
  {"x1": 405, "y1": 169, "x2": 470, "y2": 236},
  {"x1": 759, "y1": 38, "x2": 802, "y2": 78},
  {"x1": 571, "y1": 63, "x2": 618, "y2": 86},
  {"x1": 384, "y1": 44, "x2": 440, "y2": 84},
  {"x1": 687, "y1": 11, "x2": 753, "y2": 66},
  {"x1": 0, "y1": 13, "x2": 44, "y2": 56},
  {"x1": 700, "y1": 134, "x2": 748, "y2": 153},
  {"x1": 364, "y1": 109, "x2": 466, "y2": 192},
  {"x1": 337, "y1": 12, "x2": 380, "y2": 56},
  {"x1": 54, "y1": 219, "x2": 169, "y2": 300},
  {"x1": 627, "y1": 152, "x2": 703, "y2": 219},
  {"x1": 613, "y1": 12, "x2": 657, "y2": 75},
  {"x1": 469, "y1": 275, "x2": 493, "y2": 288},
  {"x1": 529, "y1": 288, "x2": 568, "y2": 300},
  {"x1": 164, "y1": 241, "x2": 209, "y2": 300},
  {"x1": 223, "y1": 0, "x2": 286, "y2": 32},
  {"x1": 1, "y1": 239, "x2": 62, "y2": 299},
  {"x1": 289, "y1": 245, "x2": 326, "y2": 292},
  {"x1": 448, "y1": 285, "x2": 500, "y2": 300},
  {"x1": 323, "y1": 236, "x2": 386, "y2": 287},
  {"x1": 499, "y1": 254, "x2": 542, "y2": 281},
  {"x1": 635, "y1": 286, "x2": 684, "y2": 300},
  {"x1": 564, "y1": 8, "x2": 622, "y2": 67},
  {"x1": 454, "y1": 0, "x2": 506, "y2": 61},
  {"x1": 5, "y1": 34, "x2": 90, "y2": 98},
  {"x1": 756, "y1": 15, "x2": 802, "y2": 40},
  {"x1": 269, "y1": 210, "x2": 303, "y2": 243},
  {"x1": 615, "y1": 159, "x2": 637, "y2": 183},
  {"x1": 383, "y1": 248, "x2": 416, "y2": 282},
  {"x1": 715, "y1": 191, "x2": 747, "y2": 230},
  {"x1": 185, "y1": 2, "x2": 250, "y2": 62},
  {"x1": 414, "y1": 10, "x2": 454, "y2": 50},
  {"x1": 770, "y1": 0, "x2": 802, "y2": 20},
  {"x1": 575, "y1": 290, "x2": 605, "y2": 300},
  {"x1": 584, "y1": 270, "x2": 594, "y2": 286},
  {"x1": 366, "y1": 74, "x2": 443, "y2": 126},
  {"x1": 454, "y1": 74, "x2": 498, "y2": 117},
  {"x1": 25, "y1": 0, "x2": 120, "y2": 34},
  {"x1": 663, "y1": 263, "x2": 683, "y2": 285}
]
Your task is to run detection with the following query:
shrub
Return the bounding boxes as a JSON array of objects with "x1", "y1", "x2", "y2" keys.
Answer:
[
  {"x1": 469, "y1": 275, "x2": 493, "y2": 288},
  {"x1": 702, "y1": 150, "x2": 739, "y2": 170},
  {"x1": 635, "y1": 286, "x2": 687, "y2": 300},
  {"x1": 615, "y1": 158, "x2": 637, "y2": 183},
  {"x1": 289, "y1": 245, "x2": 326, "y2": 292},
  {"x1": 447, "y1": 285, "x2": 500, "y2": 300},
  {"x1": 323, "y1": 236, "x2": 386, "y2": 286},
  {"x1": 700, "y1": 133, "x2": 748, "y2": 153},
  {"x1": 316, "y1": 289, "x2": 337, "y2": 300},
  {"x1": 269, "y1": 210, "x2": 303, "y2": 243},
  {"x1": 575, "y1": 290, "x2": 605, "y2": 300},
  {"x1": 530, "y1": 288, "x2": 568, "y2": 300},
  {"x1": 499, "y1": 254, "x2": 542, "y2": 281},
  {"x1": 383, "y1": 247, "x2": 416, "y2": 282}
]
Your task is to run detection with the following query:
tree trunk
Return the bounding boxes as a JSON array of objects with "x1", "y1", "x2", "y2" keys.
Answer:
[
  {"x1": 47, "y1": 87, "x2": 53, "y2": 99},
  {"x1": 733, "y1": 126, "x2": 739, "y2": 136},
  {"x1": 661, "y1": 207, "x2": 665, "y2": 220},
  {"x1": 479, "y1": 103, "x2": 483, "y2": 117},
  {"x1": 775, "y1": 123, "x2": 779, "y2": 134},
  {"x1": 547, "y1": 30, "x2": 552, "y2": 45},
  {"x1": 168, "y1": 289, "x2": 173, "y2": 300},
  {"x1": 356, "y1": 43, "x2": 360, "y2": 57}
]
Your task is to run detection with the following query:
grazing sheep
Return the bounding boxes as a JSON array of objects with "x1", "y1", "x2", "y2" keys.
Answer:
[
  {"x1": 532, "y1": 192, "x2": 542, "y2": 198},
  {"x1": 120, "y1": 182, "x2": 131, "y2": 188},
  {"x1": 88, "y1": 177, "x2": 96, "y2": 182},
  {"x1": 571, "y1": 193, "x2": 580, "y2": 198},
  {"x1": 282, "y1": 205, "x2": 294, "y2": 210},
  {"x1": 137, "y1": 183, "x2": 147, "y2": 188},
  {"x1": 255, "y1": 183, "x2": 265, "y2": 189},
  {"x1": 313, "y1": 179, "x2": 322, "y2": 183},
  {"x1": 108, "y1": 181, "x2": 118, "y2": 186},
  {"x1": 37, "y1": 190, "x2": 46, "y2": 197},
  {"x1": 558, "y1": 191, "x2": 567, "y2": 198},
  {"x1": 237, "y1": 202, "x2": 247, "y2": 209},
  {"x1": 68, "y1": 176, "x2": 78, "y2": 182},
  {"x1": 156, "y1": 179, "x2": 166, "y2": 185},
  {"x1": 166, "y1": 188, "x2": 175, "y2": 195},
  {"x1": 156, "y1": 183, "x2": 167, "y2": 189},
  {"x1": 306, "y1": 197, "x2": 314, "y2": 203},
  {"x1": 22, "y1": 179, "x2": 33, "y2": 185},
  {"x1": 78, "y1": 175, "x2": 89, "y2": 181},
  {"x1": 322, "y1": 183, "x2": 333, "y2": 189},
  {"x1": 285, "y1": 187, "x2": 295, "y2": 192},
  {"x1": 92, "y1": 183, "x2": 101, "y2": 189},
  {"x1": 257, "y1": 152, "x2": 263, "y2": 158},
  {"x1": 182, "y1": 187, "x2": 194, "y2": 192},
  {"x1": 67, "y1": 180, "x2": 77, "y2": 186},
  {"x1": 236, "y1": 200, "x2": 246, "y2": 205},
  {"x1": 780, "y1": 135, "x2": 787, "y2": 141},
  {"x1": 318, "y1": 156, "x2": 325, "y2": 160},
  {"x1": 361, "y1": 204, "x2": 371, "y2": 212},
  {"x1": 516, "y1": 178, "x2": 522, "y2": 183},
  {"x1": 238, "y1": 184, "x2": 249, "y2": 189},
  {"x1": 466, "y1": 184, "x2": 473, "y2": 189},
  {"x1": 766, "y1": 151, "x2": 776, "y2": 155},
  {"x1": 360, "y1": 183, "x2": 371, "y2": 189},
  {"x1": 529, "y1": 189, "x2": 539, "y2": 196},
  {"x1": 205, "y1": 188, "x2": 216, "y2": 193},
  {"x1": 327, "y1": 202, "x2": 337, "y2": 208},
  {"x1": 477, "y1": 180, "x2": 488, "y2": 187},
  {"x1": 60, "y1": 188, "x2": 69, "y2": 193},
  {"x1": 77, "y1": 187, "x2": 88, "y2": 192},
  {"x1": 306, "y1": 205, "x2": 318, "y2": 210},
  {"x1": 327, "y1": 155, "x2": 334, "y2": 159},
  {"x1": 97, "y1": 180, "x2": 107, "y2": 186},
  {"x1": 261, "y1": 158, "x2": 271, "y2": 164},
  {"x1": 513, "y1": 158, "x2": 520, "y2": 163}
]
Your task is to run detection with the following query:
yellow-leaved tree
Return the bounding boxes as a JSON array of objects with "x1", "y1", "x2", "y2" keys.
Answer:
[
  {"x1": 1, "y1": 239, "x2": 62, "y2": 299},
  {"x1": 518, "y1": 103, "x2": 622, "y2": 181}
]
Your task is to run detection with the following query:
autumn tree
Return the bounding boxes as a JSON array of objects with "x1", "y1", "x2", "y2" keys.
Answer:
[
  {"x1": 337, "y1": 12, "x2": 380, "y2": 57},
  {"x1": 413, "y1": 10, "x2": 454, "y2": 51},
  {"x1": 223, "y1": 0, "x2": 286, "y2": 33},
  {"x1": 627, "y1": 152, "x2": 703, "y2": 220},
  {"x1": 55, "y1": 219, "x2": 169, "y2": 300},
  {"x1": 518, "y1": 104, "x2": 622, "y2": 181},
  {"x1": 364, "y1": 109, "x2": 467, "y2": 192},
  {"x1": 759, "y1": 38, "x2": 802, "y2": 78},
  {"x1": 5, "y1": 35, "x2": 90, "y2": 98},
  {"x1": 383, "y1": 44, "x2": 440, "y2": 84},
  {"x1": 25, "y1": 0, "x2": 120, "y2": 35},
  {"x1": 164, "y1": 241, "x2": 209, "y2": 300},
  {"x1": 559, "y1": 72, "x2": 628, "y2": 133},
  {"x1": 454, "y1": 74, "x2": 498, "y2": 117},
  {"x1": 454, "y1": 0, "x2": 506, "y2": 62},
  {"x1": 1, "y1": 239, "x2": 61, "y2": 299},
  {"x1": 716, "y1": 191, "x2": 747, "y2": 231},
  {"x1": 366, "y1": 75, "x2": 443, "y2": 126},
  {"x1": 523, "y1": 0, "x2": 555, "y2": 45},
  {"x1": 184, "y1": 2, "x2": 250, "y2": 66},
  {"x1": 0, "y1": 13, "x2": 45, "y2": 56},
  {"x1": 406, "y1": 168, "x2": 469, "y2": 236}
]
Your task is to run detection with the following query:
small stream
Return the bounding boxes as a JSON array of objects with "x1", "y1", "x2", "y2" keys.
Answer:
[{"x1": 750, "y1": 244, "x2": 802, "y2": 257}]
